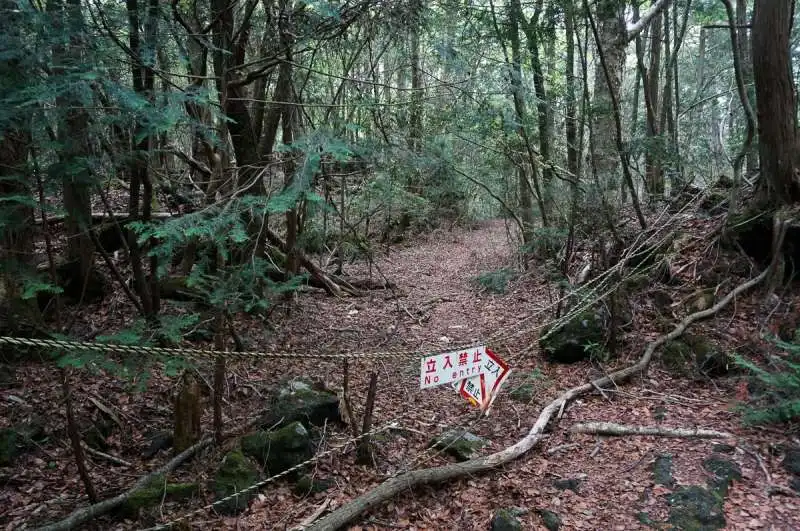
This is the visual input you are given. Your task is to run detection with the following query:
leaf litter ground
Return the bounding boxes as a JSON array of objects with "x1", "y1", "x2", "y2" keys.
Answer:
[{"x1": 1, "y1": 218, "x2": 800, "y2": 530}]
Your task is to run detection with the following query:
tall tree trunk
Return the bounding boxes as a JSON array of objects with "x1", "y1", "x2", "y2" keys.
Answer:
[
  {"x1": 564, "y1": 0, "x2": 581, "y2": 269},
  {"x1": 752, "y1": 0, "x2": 798, "y2": 205},
  {"x1": 737, "y1": 0, "x2": 758, "y2": 177},
  {"x1": 408, "y1": 0, "x2": 423, "y2": 155},
  {"x1": 126, "y1": 0, "x2": 155, "y2": 317},
  {"x1": 506, "y1": 0, "x2": 547, "y2": 235},
  {"x1": 0, "y1": 0, "x2": 39, "y2": 333},
  {"x1": 588, "y1": 0, "x2": 627, "y2": 196},
  {"x1": 522, "y1": 0, "x2": 554, "y2": 219},
  {"x1": 645, "y1": 6, "x2": 663, "y2": 198},
  {"x1": 50, "y1": 0, "x2": 95, "y2": 283}
]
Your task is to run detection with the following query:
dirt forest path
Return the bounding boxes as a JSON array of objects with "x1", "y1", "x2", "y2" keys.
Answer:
[
  {"x1": 246, "y1": 218, "x2": 800, "y2": 530},
  {"x1": 4, "y1": 219, "x2": 800, "y2": 530},
  {"x1": 262, "y1": 218, "x2": 534, "y2": 366}
]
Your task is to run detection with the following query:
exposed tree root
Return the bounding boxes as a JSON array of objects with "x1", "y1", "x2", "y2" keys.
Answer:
[
  {"x1": 570, "y1": 421, "x2": 733, "y2": 439},
  {"x1": 307, "y1": 254, "x2": 779, "y2": 531},
  {"x1": 35, "y1": 438, "x2": 212, "y2": 531}
]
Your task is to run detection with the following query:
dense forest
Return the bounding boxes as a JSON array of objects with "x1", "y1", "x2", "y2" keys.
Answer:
[{"x1": 2, "y1": 0, "x2": 800, "y2": 529}]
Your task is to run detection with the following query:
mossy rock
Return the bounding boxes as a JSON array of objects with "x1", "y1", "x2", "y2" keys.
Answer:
[
  {"x1": 0, "y1": 364, "x2": 15, "y2": 389},
  {"x1": 258, "y1": 379, "x2": 341, "y2": 431},
  {"x1": 653, "y1": 454, "x2": 674, "y2": 487},
  {"x1": 667, "y1": 485, "x2": 725, "y2": 530},
  {"x1": 213, "y1": 450, "x2": 261, "y2": 515},
  {"x1": 711, "y1": 443, "x2": 735, "y2": 455},
  {"x1": 430, "y1": 429, "x2": 488, "y2": 461},
  {"x1": 553, "y1": 477, "x2": 582, "y2": 493},
  {"x1": 0, "y1": 428, "x2": 21, "y2": 467},
  {"x1": 703, "y1": 456, "x2": 741, "y2": 496},
  {"x1": 293, "y1": 474, "x2": 333, "y2": 496},
  {"x1": 782, "y1": 447, "x2": 800, "y2": 475},
  {"x1": 539, "y1": 308, "x2": 608, "y2": 364},
  {"x1": 490, "y1": 508, "x2": 523, "y2": 531},
  {"x1": 0, "y1": 420, "x2": 46, "y2": 467},
  {"x1": 241, "y1": 421, "x2": 313, "y2": 475},
  {"x1": 537, "y1": 509, "x2": 561, "y2": 531},
  {"x1": 661, "y1": 335, "x2": 730, "y2": 377},
  {"x1": 117, "y1": 475, "x2": 198, "y2": 519}
]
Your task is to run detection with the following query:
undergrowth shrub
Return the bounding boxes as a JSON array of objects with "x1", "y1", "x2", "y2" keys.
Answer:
[
  {"x1": 734, "y1": 332, "x2": 800, "y2": 424},
  {"x1": 522, "y1": 226, "x2": 568, "y2": 259},
  {"x1": 473, "y1": 268, "x2": 516, "y2": 294}
]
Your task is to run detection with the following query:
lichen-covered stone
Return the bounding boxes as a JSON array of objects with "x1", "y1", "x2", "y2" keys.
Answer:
[
  {"x1": 537, "y1": 508, "x2": 561, "y2": 530},
  {"x1": 782, "y1": 447, "x2": 800, "y2": 476},
  {"x1": 553, "y1": 477, "x2": 582, "y2": 493},
  {"x1": 0, "y1": 428, "x2": 20, "y2": 467},
  {"x1": 490, "y1": 508, "x2": 523, "y2": 531},
  {"x1": 703, "y1": 456, "x2": 741, "y2": 496},
  {"x1": 539, "y1": 309, "x2": 608, "y2": 364},
  {"x1": 213, "y1": 450, "x2": 261, "y2": 515},
  {"x1": 653, "y1": 454, "x2": 674, "y2": 487},
  {"x1": 258, "y1": 379, "x2": 341, "y2": 430},
  {"x1": 430, "y1": 429, "x2": 488, "y2": 461},
  {"x1": 667, "y1": 485, "x2": 725, "y2": 530},
  {"x1": 241, "y1": 421, "x2": 313, "y2": 475},
  {"x1": 117, "y1": 475, "x2": 198, "y2": 519},
  {"x1": 293, "y1": 474, "x2": 333, "y2": 496},
  {"x1": 0, "y1": 420, "x2": 46, "y2": 466},
  {"x1": 662, "y1": 335, "x2": 729, "y2": 377}
]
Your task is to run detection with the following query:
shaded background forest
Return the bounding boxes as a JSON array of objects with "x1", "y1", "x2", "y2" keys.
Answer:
[
  {"x1": 3, "y1": 0, "x2": 800, "y2": 528},
  {"x1": 2, "y1": 0, "x2": 799, "y2": 336}
]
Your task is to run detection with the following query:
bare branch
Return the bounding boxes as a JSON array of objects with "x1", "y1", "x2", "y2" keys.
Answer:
[{"x1": 627, "y1": 0, "x2": 673, "y2": 42}]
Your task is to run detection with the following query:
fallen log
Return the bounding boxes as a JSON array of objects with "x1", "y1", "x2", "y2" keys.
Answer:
[
  {"x1": 570, "y1": 421, "x2": 733, "y2": 439},
  {"x1": 35, "y1": 438, "x2": 212, "y2": 531},
  {"x1": 34, "y1": 212, "x2": 174, "y2": 225},
  {"x1": 265, "y1": 228, "x2": 362, "y2": 297},
  {"x1": 306, "y1": 222, "x2": 786, "y2": 531}
]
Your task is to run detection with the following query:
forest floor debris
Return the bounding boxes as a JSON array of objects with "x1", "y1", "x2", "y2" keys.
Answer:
[{"x1": 2, "y1": 218, "x2": 800, "y2": 530}]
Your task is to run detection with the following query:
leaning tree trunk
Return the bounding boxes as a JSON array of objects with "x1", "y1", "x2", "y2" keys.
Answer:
[{"x1": 751, "y1": 0, "x2": 799, "y2": 206}]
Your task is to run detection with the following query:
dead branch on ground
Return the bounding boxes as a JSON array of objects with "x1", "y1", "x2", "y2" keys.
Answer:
[
  {"x1": 36, "y1": 438, "x2": 212, "y2": 531},
  {"x1": 570, "y1": 421, "x2": 732, "y2": 439}
]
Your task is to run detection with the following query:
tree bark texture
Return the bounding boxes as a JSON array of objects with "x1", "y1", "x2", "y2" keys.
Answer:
[{"x1": 752, "y1": 0, "x2": 798, "y2": 205}]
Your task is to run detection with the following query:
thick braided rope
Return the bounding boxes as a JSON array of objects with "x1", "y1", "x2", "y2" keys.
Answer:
[{"x1": 141, "y1": 415, "x2": 406, "y2": 530}]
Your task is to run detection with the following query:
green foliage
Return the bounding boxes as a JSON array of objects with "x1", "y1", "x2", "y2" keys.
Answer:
[
  {"x1": 734, "y1": 332, "x2": 800, "y2": 425},
  {"x1": 473, "y1": 268, "x2": 517, "y2": 294},
  {"x1": 522, "y1": 226, "x2": 567, "y2": 258},
  {"x1": 583, "y1": 340, "x2": 610, "y2": 363},
  {"x1": 57, "y1": 315, "x2": 198, "y2": 389},
  {"x1": 508, "y1": 368, "x2": 549, "y2": 402}
]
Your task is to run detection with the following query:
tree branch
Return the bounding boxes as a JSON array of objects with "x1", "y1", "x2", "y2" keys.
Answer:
[
  {"x1": 627, "y1": 0, "x2": 673, "y2": 42},
  {"x1": 570, "y1": 421, "x2": 733, "y2": 439},
  {"x1": 35, "y1": 438, "x2": 212, "y2": 531}
]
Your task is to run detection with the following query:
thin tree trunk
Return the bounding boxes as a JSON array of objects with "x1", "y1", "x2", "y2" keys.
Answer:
[
  {"x1": 51, "y1": 0, "x2": 95, "y2": 282},
  {"x1": 645, "y1": 6, "x2": 663, "y2": 198},
  {"x1": 737, "y1": 0, "x2": 758, "y2": 177}
]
